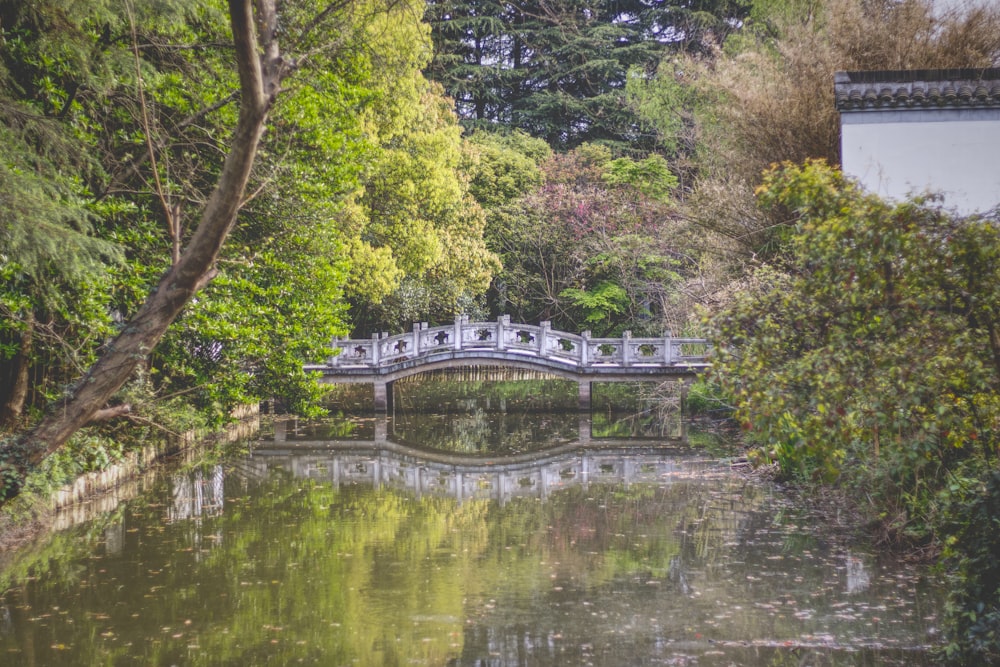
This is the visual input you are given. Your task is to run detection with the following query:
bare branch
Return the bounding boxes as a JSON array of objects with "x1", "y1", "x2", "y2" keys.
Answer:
[
  {"x1": 294, "y1": 0, "x2": 355, "y2": 51},
  {"x1": 126, "y1": 0, "x2": 179, "y2": 263},
  {"x1": 90, "y1": 404, "x2": 132, "y2": 422},
  {"x1": 123, "y1": 413, "x2": 183, "y2": 438}
]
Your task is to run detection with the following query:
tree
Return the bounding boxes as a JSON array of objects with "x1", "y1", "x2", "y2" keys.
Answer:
[
  {"x1": 710, "y1": 160, "x2": 1000, "y2": 517},
  {"x1": 0, "y1": 0, "x2": 132, "y2": 427},
  {"x1": 485, "y1": 145, "x2": 689, "y2": 335},
  {"x1": 0, "y1": 0, "x2": 387, "y2": 497},
  {"x1": 464, "y1": 130, "x2": 550, "y2": 213},
  {"x1": 346, "y1": 30, "x2": 502, "y2": 333},
  {"x1": 626, "y1": 0, "x2": 1000, "y2": 266},
  {"x1": 707, "y1": 159, "x2": 1000, "y2": 664},
  {"x1": 424, "y1": 0, "x2": 751, "y2": 149}
]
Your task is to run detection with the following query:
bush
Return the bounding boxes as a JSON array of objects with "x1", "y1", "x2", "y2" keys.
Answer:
[{"x1": 940, "y1": 468, "x2": 1000, "y2": 665}]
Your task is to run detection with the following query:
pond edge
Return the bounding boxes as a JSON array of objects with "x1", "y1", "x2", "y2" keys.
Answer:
[{"x1": 0, "y1": 404, "x2": 260, "y2": 553}]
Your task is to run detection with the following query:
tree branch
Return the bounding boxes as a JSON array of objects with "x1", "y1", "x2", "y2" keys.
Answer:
[
  {"x1": 98, "y1": 91, "x2": 240, "y2": 202},
  {"x1": 10, "y1": 0, "x2": 280, "y2": 476},
  {"x1": 90, "y1": 404, "x2": 132, "y2": 422},
  {"x1": 126, "y1": 0, "x2": 181, "y2": 263}
]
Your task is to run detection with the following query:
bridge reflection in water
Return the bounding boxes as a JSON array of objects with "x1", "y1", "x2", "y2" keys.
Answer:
[{"x1": 249, "y1": 415, "x2": 716, "y2": 505}]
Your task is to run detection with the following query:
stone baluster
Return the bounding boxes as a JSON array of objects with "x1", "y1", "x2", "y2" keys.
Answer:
[
  {"x1": 664, "y1": 330, "x2": 673, "y2": 364},
  {"x1": 539, "y1": 321, "x2": 550, "y2": 356},
  {"x1": 622, "y1": 330, "x2": 632, "y2": 367},
  {"x1": 370, "y1": 332, "x2": 381, "y2": 366},
  {"x1": 580, "y1": 330, "x2": 590, "y2": 367},
  {"x1": 328, "y1": 337, "x2": 340, "y2": 366},
  {"x1": 497, "y1": 314, "x2": 509, "y2": 351},
  {"x1": 454, "y1": 314, "x2": 467, "y2": 351},
  {"x1": 412, "y1": 322, "x2": 423, "y2": 356}
]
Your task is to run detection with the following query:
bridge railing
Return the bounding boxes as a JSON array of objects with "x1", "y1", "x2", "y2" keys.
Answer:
[{"x1": 326, "y1": 315, "x2": 710, "y2": 369}]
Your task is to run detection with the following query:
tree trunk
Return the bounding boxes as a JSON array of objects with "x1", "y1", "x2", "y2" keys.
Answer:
[
  {"x1": 0, "y1": 312, "x2": 33, "y2": 428},
  {"x1": 2, "y1": 0, "x2": 279, "y2": 491}
]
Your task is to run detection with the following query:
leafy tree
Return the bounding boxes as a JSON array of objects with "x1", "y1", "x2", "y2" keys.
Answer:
[
  {"x1": 425, "y1": 0, "x2": 751, "y2": 149},
  {"x1": 627, "y1": 0, "x2": 1000, "y2": 266},
  {"x1": 488, "y1": 145, "x2": 687, "y2": 335},
  {"x1": 349, "y1": 84, "x2": 501, "y2": 331},
  {"x1": 0, "y1": 0, "x2": 423, "y2": 497},
  {"x1": 0, "y1": 0, "x2": 134, "y2": 427},
  {"x1": 464, "y1": 130, "x2": 550, "y2": 212},
  {"x1": 709, "y1": 160, "x2": 1000, "y2": 526}
]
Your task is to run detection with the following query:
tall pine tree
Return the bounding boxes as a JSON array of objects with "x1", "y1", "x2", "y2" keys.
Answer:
[{"x1": 425, "y1": 0, "x2": 750, "y2": 149}]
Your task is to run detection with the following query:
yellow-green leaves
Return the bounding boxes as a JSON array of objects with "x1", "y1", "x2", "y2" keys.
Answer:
[{"x1": 710, "y1": 161, "x2": 1000, "y2": 529}]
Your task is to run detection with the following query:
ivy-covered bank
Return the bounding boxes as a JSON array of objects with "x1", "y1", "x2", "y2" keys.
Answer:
[{"x1": 707, "y1": 162, "x2": 1000, "y2": 665}]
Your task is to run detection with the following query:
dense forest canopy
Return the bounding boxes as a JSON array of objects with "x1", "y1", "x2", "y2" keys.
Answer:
[
  {"x1": 1, "y1": 0, "x2": 1000, "y2": 660},
  {"x1": 425, "y1": 0, "x2": 751, "y2": 148}
]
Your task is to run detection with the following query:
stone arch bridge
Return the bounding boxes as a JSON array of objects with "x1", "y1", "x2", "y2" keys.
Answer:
[{"x1": 306, "y1": 316, "x2": 710, "y2": 411}]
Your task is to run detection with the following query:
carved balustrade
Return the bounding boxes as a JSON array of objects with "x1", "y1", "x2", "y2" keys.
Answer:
[{"x1": 326, "y1": 315, "x2": 710, "y2": 370}]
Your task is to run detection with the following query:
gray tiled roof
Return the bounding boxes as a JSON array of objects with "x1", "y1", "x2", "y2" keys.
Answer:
[{"x1": 835, "y1": 68, "x2": 1000, "y2": 111}]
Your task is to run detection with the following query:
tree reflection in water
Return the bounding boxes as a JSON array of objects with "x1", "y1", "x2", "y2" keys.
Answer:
[{"x1": 0, "y1": 379, "x2": 944, "y2": 666}]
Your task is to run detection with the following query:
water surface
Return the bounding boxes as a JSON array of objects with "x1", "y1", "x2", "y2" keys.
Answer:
[{"x1": 0, "y1": 377, "x2": 943, "y2": 665}]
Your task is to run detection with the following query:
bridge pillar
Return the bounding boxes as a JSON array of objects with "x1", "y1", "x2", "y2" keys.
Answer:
[
  {"x1": 578, "y1": 414, "x2": 592, "y2": 443},
  {"x1": 578, "y1": 380, "x2": 591, "y2": 411},
  {"x1": 374, "y1": 414, "x2": 388, "y2": 442},
  {"x1": 373, "y1": 380, "x2": 393, "y2": 413}
]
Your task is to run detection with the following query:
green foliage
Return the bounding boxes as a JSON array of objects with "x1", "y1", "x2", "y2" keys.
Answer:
[
  {"x1": 710, "y1": 158, "x2": 1000, "y2": 522},
  {"x1": 625, "y1": 58, "x2": 701, "y2": 158},
  {"x1": 683, "y1": 376, "x2": 733, "y2": 417},
  {"x1": 560, "y1": 281, "x2": 629, "y2": 327},
  {"x1": 155, "y1": 231, "x2": 350, "y2": 420},
  {"x1": 425, "y1": 0, "x2": 751, "y2": 150},
  {"x1": 486, "y1": 146, "x2": 686, "y2": 335},
  {"x1": 464, "y1": 130, "x2": 550, "y2": 210},
  {"x1": 940, "y1": 469, "x2": 1000, "y2": 665},
  {"x1": 603, "y1": 154, "x2": 678, "y2": 202}
]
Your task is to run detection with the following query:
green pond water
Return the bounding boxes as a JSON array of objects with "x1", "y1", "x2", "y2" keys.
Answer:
[{"x1": 0, "y1": 376, "x2": 944, "y2": 665}]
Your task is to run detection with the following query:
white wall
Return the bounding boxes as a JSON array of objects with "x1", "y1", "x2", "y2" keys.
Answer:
[{"x1": 840, "y1": 109, "x2": 1000, "y2": 215}]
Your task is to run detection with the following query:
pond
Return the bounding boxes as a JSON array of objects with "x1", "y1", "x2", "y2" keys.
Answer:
[{"x1": 0, "y1": 375, "x2": 944, "y2": 665}]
